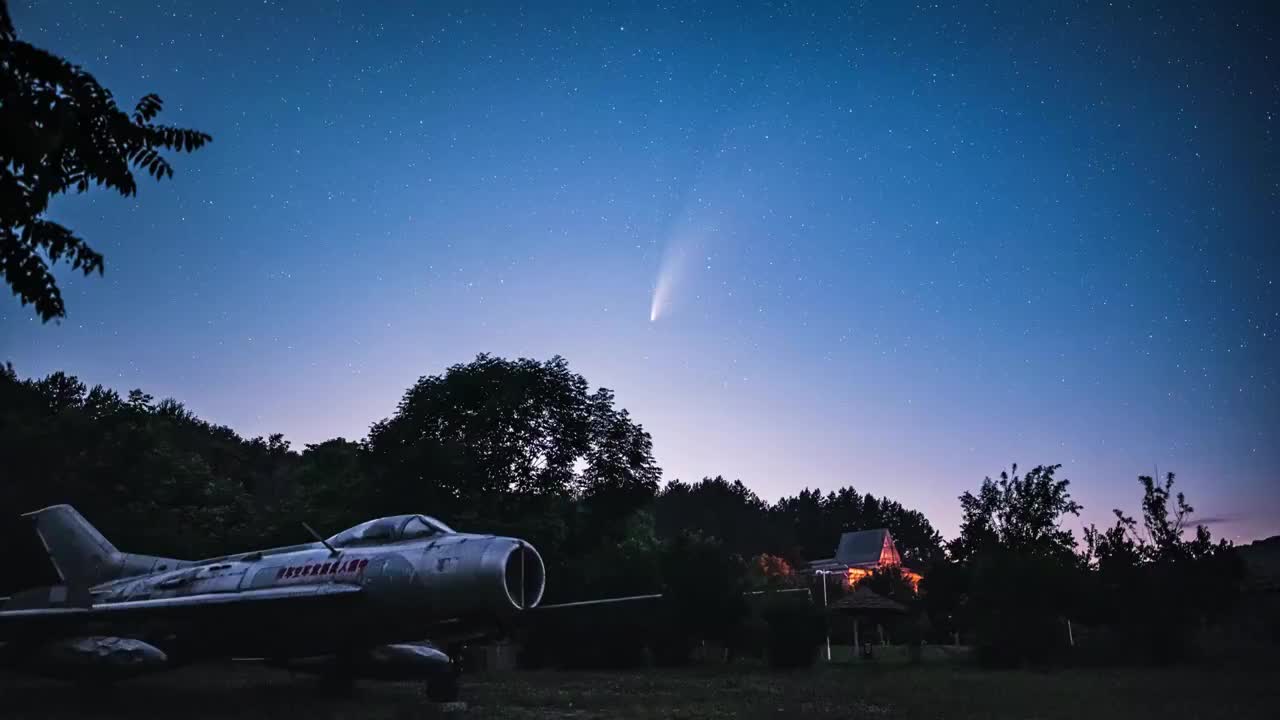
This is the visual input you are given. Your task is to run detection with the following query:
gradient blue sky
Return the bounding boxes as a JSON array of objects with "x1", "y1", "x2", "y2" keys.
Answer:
[{"x1": 2, "y1": 1, "x2": 1276, "y2": 542}]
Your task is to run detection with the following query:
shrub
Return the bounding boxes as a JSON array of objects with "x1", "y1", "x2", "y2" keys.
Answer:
[
  {"x1": 517, "y1": 602, "x2": 654, "y2": 670},
  {"x1": 968, "y1": 550, "x2": 1076, "y2": 667},
  {"x1": 654, "y1": 532, "x2": 750, "y2": 665},
  {"x1": 649, "y1": 612, "x2": 697, "y2": 667},
  {"x1": 762, "y1": 595, "x2": 825, "y2": 669}
]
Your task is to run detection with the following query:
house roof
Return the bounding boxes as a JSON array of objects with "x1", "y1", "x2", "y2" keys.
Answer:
[
  {"x1": 804, "y1": 528, "x2": 912, "y2": 574},
  {"x1": 834, "y1": 529, "x2": 900, "y2": 568}
]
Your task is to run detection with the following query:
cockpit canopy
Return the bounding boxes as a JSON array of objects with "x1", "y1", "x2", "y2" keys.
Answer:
[{"x1": 326, "y1": 514, "x2": 455, "y2": 548}]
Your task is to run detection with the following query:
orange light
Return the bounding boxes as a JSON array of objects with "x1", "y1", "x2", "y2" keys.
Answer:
[
  {"x1": 903, "y1": 570, "x2": 922, "y2": 591},
  {"x1": 844, "y1": 567, "x2": 872, "y2": 587},
  {"x1": 844, "y1": 565, "x2": 923, "y2": 591}
]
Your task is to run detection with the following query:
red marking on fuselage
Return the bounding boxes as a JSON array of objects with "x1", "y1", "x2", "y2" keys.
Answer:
[{"x1": 276, "y1": 557, "x2": 371, "y2": 583}]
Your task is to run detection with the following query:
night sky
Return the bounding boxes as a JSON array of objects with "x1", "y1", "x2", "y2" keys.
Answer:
[{"x1": 2, "y1": 1, "x2": 1276, "y2": 542}]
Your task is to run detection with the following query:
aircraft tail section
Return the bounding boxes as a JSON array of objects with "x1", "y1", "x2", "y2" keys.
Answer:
[{"x1": 21, "y1": 505, "x2": 184, "y2": 586}]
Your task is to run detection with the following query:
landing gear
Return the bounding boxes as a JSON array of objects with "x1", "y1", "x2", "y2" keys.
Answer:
[{"x1": 425, "y1": 647, "x2": 462, "y2": 703}]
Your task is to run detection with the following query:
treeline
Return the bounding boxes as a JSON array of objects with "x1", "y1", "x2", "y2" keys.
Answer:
[
  {"x1": 0, "y1": 356, "x2": 940, "y2": 601},
  {"x1": 924, "y1": 464, "x2": 1247, "y2": 665},
  {"x1": 0, "y1": 357, "x2": 1254, "y2": 667}
]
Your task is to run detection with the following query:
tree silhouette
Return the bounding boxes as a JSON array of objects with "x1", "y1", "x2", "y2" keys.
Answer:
[
  {"x1": 0, "y1": 0, "x2": 211, "y2": 322},
  {"x1": 654, "y1": 476, "x2": 775, "y2": 559},
  {"x1": 767, "y1": 485, "x2": 943, "y2": 566},
  {"x1": 366, "y1": 354, "x2": 660, "y2": 519},
  {"x1": 1, "y1": 357, "x2": 1258, "y2": 666},
  {"x1": 1082, "y1": 473, "x2": 1244, "y2": 661},
  {"x1": 953, "y1": 463, "x2": 1082, "y2": 564},
  {"x1": 951, "y1": 463, "x2": 1086, "y2": 665}
]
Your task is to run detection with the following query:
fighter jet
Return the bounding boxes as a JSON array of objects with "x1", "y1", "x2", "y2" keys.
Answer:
[{"x1": 0, "y1": 504, "x2": 572, "y2": 701}]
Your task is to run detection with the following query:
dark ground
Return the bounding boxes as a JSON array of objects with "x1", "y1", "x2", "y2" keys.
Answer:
[{"x1": 1, "y1": 661, "x2": 1276, "y2": 719}]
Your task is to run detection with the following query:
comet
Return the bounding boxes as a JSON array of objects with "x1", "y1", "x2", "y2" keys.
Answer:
[
  {"x1": 648, "y1": 222, "x2": 711, "y2": 323},
  {"x1": 649, "y1": 246, "x2": 682, "y2": 323}
]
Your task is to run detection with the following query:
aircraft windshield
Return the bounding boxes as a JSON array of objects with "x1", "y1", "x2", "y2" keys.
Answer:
[
  {"x1": 327, "y1": 515, "x2": 455, "y2": 547},
  {"x1": 424, "y1": 515, "x2": 455, "y2": 533}
]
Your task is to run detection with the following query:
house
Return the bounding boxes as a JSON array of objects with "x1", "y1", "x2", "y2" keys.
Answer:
[{"x1": 806, "y1": 528, "x2": 922, "y2": 589}]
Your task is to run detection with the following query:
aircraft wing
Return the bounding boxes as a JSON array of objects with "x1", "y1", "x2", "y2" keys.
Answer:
[
  {"x1": 0, "y1": 583, "x2": 363, "y2": 641},
  {"x1": 532, "y1": 593, "x2": 664, "y2": 611},
  {"x1": 531, "y1": 588, "x2": 808, "y2": 613}
]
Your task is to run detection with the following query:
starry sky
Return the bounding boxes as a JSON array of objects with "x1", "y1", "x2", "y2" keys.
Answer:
[{"x1": 2, "y1": 1, "x2": 1277, "y2": 542}]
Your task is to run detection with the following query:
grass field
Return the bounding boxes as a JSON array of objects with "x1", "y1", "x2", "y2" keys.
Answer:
[{"x1": 2, "y1": 661, "x2": 1276, "y2": 719}]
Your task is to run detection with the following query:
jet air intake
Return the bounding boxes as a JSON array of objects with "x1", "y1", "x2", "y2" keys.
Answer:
[{"x1": 501, "y1": 541, "x2": 545, "y2": 610}]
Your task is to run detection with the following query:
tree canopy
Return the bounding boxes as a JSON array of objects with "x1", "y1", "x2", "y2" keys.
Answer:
[
  {"x1": 0, "y1": 358, "x2": 1252, "y2": 666},
  {"x1": 1081, "y1": 473, "x2": 1244, "y2": 661},
  {"x1": 656, "y1": 477, "x2": 944, "y2": 568},
  {"x1": 953, "y1": 463, "x2": 1082, "y2": 564},
  {"x1": 0, "y1": 0, "x2": 211, "y2": 321},
  {"x1": 367, "y1": 354, "x2": 659, "y2": 513},
  {"x1": 0, "y1": 355, "x2": 948, "y2": 601},
  {"x1": 948, "y1": 464, "x2": 1087, "y2": 665}
]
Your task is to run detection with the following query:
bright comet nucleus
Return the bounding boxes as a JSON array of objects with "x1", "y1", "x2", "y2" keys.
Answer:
[
  {"x1": 649, "y1": 269, "x2": 671, "y2": 322},
  {"x1": 649, "y1": 216, "x2": 717, "y2": 323},
  {"x1": 648, "y1": 242, "x2": 689, "y2": 323}
]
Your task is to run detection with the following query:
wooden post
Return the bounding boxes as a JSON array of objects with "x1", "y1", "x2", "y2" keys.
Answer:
[
  {"x1": 823, "y1": 582, "x2": 832, "y2": 662},
  {"x1": 853, "y1": 617, "x2": 860, "y2": 660}
]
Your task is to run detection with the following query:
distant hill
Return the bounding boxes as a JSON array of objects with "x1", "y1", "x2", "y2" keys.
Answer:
[{"x1": 1237, "y1": 536, "x2": 1280, "y2": 591}]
